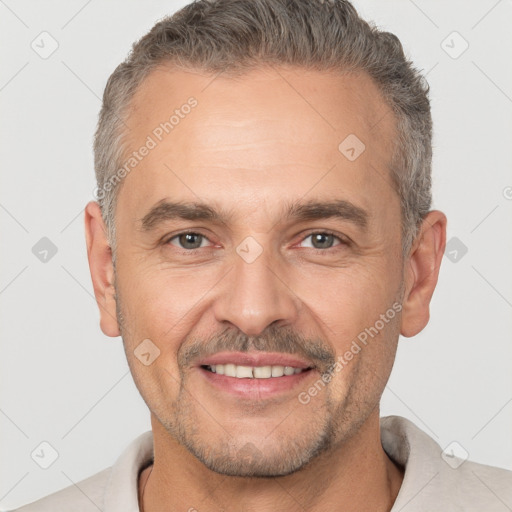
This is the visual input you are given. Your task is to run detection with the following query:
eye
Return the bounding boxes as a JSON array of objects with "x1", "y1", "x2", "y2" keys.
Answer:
[
  {"x1": 164, "y1": 230, "x2": 346, "y2": 252},
  {"x1": 299, "y1": 232, "x2": 344, "y2": 250},
  {"x1": 167, "y1": 232, "x2": 211, "y2": 250}
]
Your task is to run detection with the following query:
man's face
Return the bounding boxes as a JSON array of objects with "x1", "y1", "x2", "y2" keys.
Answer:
[{"x1": 111, "y1": 65, "x2": 404, "y2": 476}]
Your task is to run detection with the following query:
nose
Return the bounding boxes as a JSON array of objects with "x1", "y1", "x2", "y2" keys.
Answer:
[{"x1": 212, "y1": 242, "x2": 302, "y2": 337}]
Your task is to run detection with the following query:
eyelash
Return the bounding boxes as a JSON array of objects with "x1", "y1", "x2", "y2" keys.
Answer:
[{"x1": 163, "y1": 230, "x2": 349, "y2": 252}]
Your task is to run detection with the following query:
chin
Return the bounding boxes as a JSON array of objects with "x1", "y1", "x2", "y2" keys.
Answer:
[{"x1": 172, "y1": 424, "x2": 335, "y2": 478}]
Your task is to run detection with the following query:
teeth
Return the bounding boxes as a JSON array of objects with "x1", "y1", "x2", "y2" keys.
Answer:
[
  {"x1": 236, "y1": 365, "x2": 253, "y2": 378},
  {"x1": 253, "y1": 366, "x2": 272, "y2": 378},
  {"x1": 207, "y1": 364, "x2": 306, "y2": 379},
  {"x1": 271, "y1": 365, "x2": 284, "y2": 377},
  {"x1": 224, "y1": 363, "x2": 236, "y2": 377}
]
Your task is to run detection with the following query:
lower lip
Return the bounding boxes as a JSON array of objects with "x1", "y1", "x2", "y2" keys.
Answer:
[{"x1": 198, "y1": 366, "x2": 315, "y2": 399}]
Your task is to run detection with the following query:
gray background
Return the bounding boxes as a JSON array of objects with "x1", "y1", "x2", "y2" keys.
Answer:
[{"x1": 1, "y1": 0, "x2": 511, "y2": 509}]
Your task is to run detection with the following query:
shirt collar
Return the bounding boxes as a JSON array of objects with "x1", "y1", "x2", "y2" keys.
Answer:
[
  {"x1": 104, "y1": 430, "x2": 154, "y2": 512},
  {"x1": 381, "y1": 415, "x2": 443, "y2": 510}
]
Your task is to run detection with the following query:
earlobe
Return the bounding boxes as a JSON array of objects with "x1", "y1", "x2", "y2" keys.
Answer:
[
  {"x1": 84, "y1": 201, "x2": 121, "y2": 338},
  {"x1": 400, "y1": 210, "x2": 447, "y2": 338}
]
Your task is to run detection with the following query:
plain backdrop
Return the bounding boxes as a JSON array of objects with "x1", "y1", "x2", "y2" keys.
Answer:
[{"x1": 1, "y1": 0, "x2": 511, "y2": 509}]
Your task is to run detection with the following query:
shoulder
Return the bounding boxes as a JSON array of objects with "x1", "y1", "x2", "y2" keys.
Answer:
[
  {"x1": 11, "y1": 467, "x2": 112, "y2": 511},
  {"x1": 11, "y1": 430, "x2": 153, "y2": 512},
  {"x1": 381, "y1": 415, "x2": 512, "y2": 511},
  {"x1": 453, "y1": 457, "x2": 512, "y2": 504}
]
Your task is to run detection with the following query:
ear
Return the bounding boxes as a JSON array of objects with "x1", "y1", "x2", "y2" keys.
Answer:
[
  {"x1": 84, "y1": 201, "x2": 120, "y2": 337},
  {"x1": 400, "y1": 210, "x2": 447, "y2": 338}
]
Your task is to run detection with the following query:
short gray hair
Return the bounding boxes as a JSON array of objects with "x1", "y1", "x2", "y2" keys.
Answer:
[{"x1": 94, "y1": 0, "x2": 432, "y2": 258}]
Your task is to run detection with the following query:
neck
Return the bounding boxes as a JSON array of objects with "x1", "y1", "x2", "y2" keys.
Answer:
[{"x1": 139, "y1": 410, "x2": 404, "y2": 512}]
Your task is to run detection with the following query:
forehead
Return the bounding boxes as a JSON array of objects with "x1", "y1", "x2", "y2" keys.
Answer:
[
  {"x1": 118, "y1": 64, "x2": 398, "y2": 227},
  {"x1": 127, "y1": 64, "x2": 395, "y2": 147}
]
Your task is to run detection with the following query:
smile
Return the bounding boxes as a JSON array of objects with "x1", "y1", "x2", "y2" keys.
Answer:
[{"x1": 203, "y1": 364, "x2": 308, "y2": 378}]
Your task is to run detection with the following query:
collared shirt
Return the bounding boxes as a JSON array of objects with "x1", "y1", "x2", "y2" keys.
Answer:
[{"x1": 13, "y1": 416, "x2": 512, "y2": 511}]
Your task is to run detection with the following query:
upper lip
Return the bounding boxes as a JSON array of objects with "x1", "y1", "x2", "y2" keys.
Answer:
[{"x1": 197, "y1": 351, "x2": 313, "y2": 369}]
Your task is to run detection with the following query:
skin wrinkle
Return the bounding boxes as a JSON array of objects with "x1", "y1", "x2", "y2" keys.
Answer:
[{"x1": 85, "y1": 64, "x2": 446, "y2": 512}]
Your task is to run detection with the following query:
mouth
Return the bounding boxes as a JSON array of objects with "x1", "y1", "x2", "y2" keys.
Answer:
[{"x1": 196, "y1": 352, "x2": 315, "y2": 398}]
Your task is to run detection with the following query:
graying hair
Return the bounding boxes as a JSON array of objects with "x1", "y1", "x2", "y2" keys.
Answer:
[{"x1": 94, "y1": 0, "x2": 432, "y2": 259}]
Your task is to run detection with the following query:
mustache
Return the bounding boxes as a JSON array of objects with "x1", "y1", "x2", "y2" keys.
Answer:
[{"x1": 178, "y1": 324, "x2": 336, "y2": 373}]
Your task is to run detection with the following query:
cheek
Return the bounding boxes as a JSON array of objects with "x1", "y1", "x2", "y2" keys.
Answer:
[
  {"x1": 114, "y1": 263, "x2": 218, "y2": 399},
  {"x1": 294, "y1": 260, "x2": 399, "y2": 334},
  {"x1": 127, "y1": 355, "x2": 183, "y2": 419},
  {"x1": 116, "y1": 259, "x2": 216, "y2": 338},
  {"x1": 292, "y1": 260, "x2": 402, "y2": 385},
  {"x1": 324, "y1": 310, "x2": 401, "y2": 412}
]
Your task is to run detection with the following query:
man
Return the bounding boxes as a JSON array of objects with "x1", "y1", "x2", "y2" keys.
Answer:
[{"x1": 15, "y1": 0, "x2": 512, "y2": 510}]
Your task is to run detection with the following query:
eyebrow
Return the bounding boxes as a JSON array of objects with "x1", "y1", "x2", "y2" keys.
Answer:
[{"x1": 140, "y1": 198, "x2": 369, "y2": 232}]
